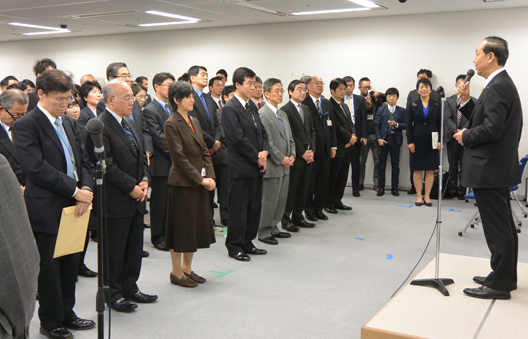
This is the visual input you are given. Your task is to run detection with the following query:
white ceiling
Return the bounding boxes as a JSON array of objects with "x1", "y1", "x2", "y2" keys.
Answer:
[{"x1": 0, "y1": 0, "x2": 527, "y2": 42}]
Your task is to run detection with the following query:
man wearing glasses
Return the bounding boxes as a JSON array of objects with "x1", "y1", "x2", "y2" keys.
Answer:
[
  {"x1": 0, "y1": 88, "x2": 27, "y2": 187},
  {"x1": 14, "y1": 69, "x2": 95, "y2": 339}
]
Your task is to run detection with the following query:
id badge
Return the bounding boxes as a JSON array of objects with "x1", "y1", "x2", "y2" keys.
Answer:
[
  {"x1": 367, "y1": 114, "x2": 374, "y2": 120},
  {"x1": 201, "y1": 167, "x2": 206, "y2": 177},
  {"x1": 326, "y1": 119, "x2": 332, "y2": 127}
]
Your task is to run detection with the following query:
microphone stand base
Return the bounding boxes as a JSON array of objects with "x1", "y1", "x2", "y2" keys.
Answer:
[{"x1": 410, "y1": 278, "x2": 455, "y2": 296}]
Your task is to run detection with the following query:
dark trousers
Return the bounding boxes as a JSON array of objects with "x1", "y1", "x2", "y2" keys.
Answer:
[
  {"x1": 350, "y1": 142, "x2": 361, "y2": 190},
  {"x1": 225, "y1": 177, "x2": 263, "y2": 255},
  {"x1": 447, "y1": 139, "x2": 465, "y2": 193},
  {"x1": 473, "y1": 187, "x2": 518, "y2": 291},
  {"x1": 215, "y1": 163, "x2": 229, "y2": 222},
  {"x1": 282, "y1": 163, "x2": 311, "y2": 225},
  {"x1": 378, "y1": 135, "x2": 401, "y2": 190},
  {"x1": 150, "y1": 176, "x2": 168, "y2": 245},
  {"x1": 107, "y1": 211, "x2": 144, "y2": 302},
  {"x1": 78, "y1": 232, "x2": 90, "y2": 271},
  {"x1": 34, "y1": 232, "x2": 79, "y2": 331},
  {"x1": 326, "y1": 152, "x2": 351, "y2": 208},
  {"x1": 306, "y1": 154, "x2": 331, "y2": 213}
]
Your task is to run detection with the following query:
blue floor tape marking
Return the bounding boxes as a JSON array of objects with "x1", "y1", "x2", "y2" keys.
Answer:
[
  {"x1": 449, "y1": 209, "x2": 462, "y2": 212},
  {"x1": 355, "y1": 237, "x2": 364, "y2": 241},
  {"x1": 386, "y1": 254, "x2": 394, "y2": 260},
  {"x1": 398, "y1": 205, "x2": 414, "y2": 208}
]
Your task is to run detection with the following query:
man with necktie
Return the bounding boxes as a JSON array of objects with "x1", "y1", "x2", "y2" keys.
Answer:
[{"x1": 14, "y1": 69, "x2": 95, "y2": 339}]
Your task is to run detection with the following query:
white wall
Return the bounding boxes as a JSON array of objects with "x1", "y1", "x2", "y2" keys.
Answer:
[{"x1": 2, "y1": 7, "x2": 527, "y2": 192}]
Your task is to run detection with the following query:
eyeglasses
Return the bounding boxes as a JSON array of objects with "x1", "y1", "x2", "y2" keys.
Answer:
[
  {"x1": 135, "y1": 95, "x2": 147, "y2": 100},
  {"x1": 49, "y1": 95, "x2": 75, "y2": 106},
  {"x1": 271, "y1": 90, "x2": 285, "y2": 94},
  {"x1": 118, "y1": 74, "x2": 132, "y2": 79},
  {"x1": 113, "y1": 96, "x2": 134, "y2": 102},
  {"x1": 3, "y1": 107, "x2": 26, "y2": 120},
  {"x1": 296, "y1": 88, "x2": 309, "y2": 93}
]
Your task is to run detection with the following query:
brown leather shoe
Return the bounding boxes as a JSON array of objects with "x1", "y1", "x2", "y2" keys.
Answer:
[
  {"x1": 170, "y1": 273, "x2": 198, "y2": 287},
  {"x1": 184, "y1": 271, "x2": 206, "y2": 284},
  {"x1": 373, "y1": 185, "x2": 379, "y2": 192},
  {"x1": 359, "y1": 184, "x2": 365, "y2": 191}
]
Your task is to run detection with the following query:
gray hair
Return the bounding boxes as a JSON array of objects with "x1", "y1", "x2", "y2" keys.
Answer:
[
  {"x1": 300, "y1": 75, "x2": 312, "y2": 85},
  {"x1": 0, "y1": 89, "x2": 29, "y2": 110},
  {"x1": 103, "y1": 78, "x2": 129, "y2": 101}
]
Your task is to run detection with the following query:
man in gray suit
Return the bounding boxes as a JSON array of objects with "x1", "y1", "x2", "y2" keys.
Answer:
[
  {"x1": 258, "y1": 78, "x2": 296, "y2": 245},
  {"x1": 444, "y1": 74, "x2": 476, "y2": 199},
  {"x1": 0, "y1": 154, "x2": 40, "y2": 339}
]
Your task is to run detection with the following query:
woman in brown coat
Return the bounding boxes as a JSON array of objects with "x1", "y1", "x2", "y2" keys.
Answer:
[{"x1": 164, "y1": 81, "x2": 216, "y2": 288}]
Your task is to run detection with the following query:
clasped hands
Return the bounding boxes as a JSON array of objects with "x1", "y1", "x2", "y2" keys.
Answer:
[
  {"x1": 208, "y1": 140, "x2": 221, "y2": 155},
  {"x1": 201, "y1": 178, "x2": 216, "y2": 191},
  {"x1": 130, "y1": 180, "x2": 149, "y2": 202},
  {"x1": 74, "y1": 188, "x2": 94, "y2": 217},
  {"x1": 281, "y1": 156, "x2": 295, "y2": 167},
  {"x1": 345, "y1": 134, "x2": 358, "y2": 148},
  {"x1": 258, "y1": 151, "x2": 268, "y2": 172},
  {"x1": 302, "y1": 150, "x2": 314, "y2": 164}
]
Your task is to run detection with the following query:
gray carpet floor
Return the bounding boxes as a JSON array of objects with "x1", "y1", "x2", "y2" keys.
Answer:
[{"x1": 29, "y1": 187, "x2": 528, "y2": 339}]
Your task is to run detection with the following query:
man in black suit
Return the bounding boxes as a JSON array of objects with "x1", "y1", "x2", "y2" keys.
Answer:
[
  {"x1": 26, "y1": 58, "x2": 57, "y2": 111},
  {"x1": 143, "y1": 72, "x2": 175, "y2": 252},
  {"x1": 14, "y1": 69, "x2": 95, "y2": 338},
  {"x1": 188, "y1": 65, "x2": 221, "y2": 225},
  {"x1": 455, "y1": 36, "x2": 522, "y2": 300},
  {"x1": 0, "y1": 88, "x2": 27, "y2": 187},
  {"x1": 444, "y1": 74, "x2": 476, "y2": 199},
  {"x1": 221, "y1": 67, "x2": 269, "y2": 261},
  {"x1": 280, "y1": 80, "x2": 315, "y2": 232},
  {"x1": 375, "y1": 87, "x2": 407, "y2": 197},
  {"x1": 302, "y1": 75, "x2": 337, "y2": 222},
  {"x1": 209, "y1": 76, "x2": 225, "y2": 108},
  {"x1": 343, "y1": 76, "x2": 367, "y2": 198},
  {"x1": 86, "y1": 79, "x2": 158, "y2": 312}
]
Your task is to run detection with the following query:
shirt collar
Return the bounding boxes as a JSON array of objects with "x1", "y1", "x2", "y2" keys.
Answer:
[
  {"x1": 266, "y1": 102, "x2": 278, "y2": 114},
  {"x1": 38, "y1": 103, "x2": 58, "y2": 126},
  {"x1": 154, "y1": 96, "x2": 167, "y2": 108},
  {"x1": 483, "y1": 67, "x2": 506, "y2": 88},
  {"x1": 344, "y1": 94, "x2": 354, "y2": 102},
  {"x1": 193, "y1": 87, "x2": 203, "y2": 97},
  {"x1": 107, "y1": 108, "x2": 122, "y2": 124},
  {"x1": 0, "y1": 121, "x2": 11, "y2": 140},
  {"x1": 234, "y1": 93, "x2": 248, "y2": 107},
  {"x1": 290, "y1": 99, "x2": 302, "y2": 107},
  {"x1": 309, "y1": 94, "x2": 321, "y2": 103}
]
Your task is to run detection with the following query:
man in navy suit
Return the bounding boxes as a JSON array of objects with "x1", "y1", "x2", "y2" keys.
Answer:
[
  {"x1": 375, "y1": 87, "x2": 406, "y2": 197},
  {"x1": 14, "y1": 69, "x2": 95, "y2": 338},
  {"x1": 455, "y1": 36, "x2": 522, "y2": 300},
  {"x1": 221, "y1": 67, "x2": 269, "y2": 261}
]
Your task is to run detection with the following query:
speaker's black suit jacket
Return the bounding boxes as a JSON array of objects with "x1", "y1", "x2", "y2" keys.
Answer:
[
  {"x1": 330, "y1": 97, "x2": 356, "y2": 158},
  {"x1": 280, "y1": 101, "x2": 315, "y2": 168},
  {"x1": 189, "y1": 88, "x2": 219, "y2": 150},
  {"x1": 143, "y1": 99, "x2": 171, "y2": 177},
  {"x1": 302, "y1": 96, "x2": 336, "y2": 158},
  {"x1": 0, "y1": 127, "x2": 25, "y2": 185}
]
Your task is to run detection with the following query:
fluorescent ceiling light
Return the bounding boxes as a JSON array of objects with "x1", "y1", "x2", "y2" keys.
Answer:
[
  {"x1": 9, "y1": 22, "x2": 65, "y2": 31},
  {"x1": 145, "y1": 10, "x2": 199, "y2": 21},
  {"x1": 292, "y1": 8, "x2": 370, "y2": 16},
  {"x1": 138, "y1": 21, "x2": 199, "y2": 27},
  {"x1": 23, "y1": 30, "x2": 71, "y2": 36},
  {"x1": 349, "y1": 0, "x2": 380, "y2": 8},
  {"x1": 231, "y1": 2, "x2": 287, "y2": 16}
]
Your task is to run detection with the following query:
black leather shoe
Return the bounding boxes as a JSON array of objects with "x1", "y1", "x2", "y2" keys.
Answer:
[
  {"x1": 142, "y1": 250, "x2": 149, "y2": 258},
  {"x1": 78, "y1": 266, "x2": 98, "y2": 278},
  {"x1": 473, "y1": 276, "x2": 517, "y2": 290},
  {"x1": 40, "y1": 327, "x2": 73, "y2": 339},
  {"x1": 463, "y1": 286, "x2": 511, "y2": 300},
  {"x1": 415, "y1": 200, "x2": 423, "y2": 206},
  {"x1": 273, "y1": 231, "x2": 291, "y2": 238},
  {"x1": 143, "y1": 222, "x2": 151, "y2": 229},
  {"x1": 324, "y1": 207, "x2": 338, "y2": 214},
  {"x1": 305, "y1": 212, "x2": 318, "y2": 221},
  {"x1": 259, "y1": 236, "x2": 278, "y2": 245},
  {"x1": 230, "y1": 252, "x2": 251, "y2": 261},
  {"x1": 315, "y1": 211, "x2": 328, "y2": 220},
  {"x1": 377, "y1": 189, "x2": 385, "y2": 196},
  {"x1": 391, "y1": 189, "x2": 399, "y2": 196},
  {"x1": 293, "y1": 220, "x2": 316, "y2": 228},
  {"x1": 245, "y1": 247, "x2": 267, "y2": 255},
  {"x1": 63, "y1": 318, "x2": 95, "y2": 331},
  {"x1": 353, "y1": 190, "x2": 360, "y2": 197},
  {"x1": 408, "y1": 187, "x2": 416, "y2": 194},
  {"x1": 424, "y1": 200, "x2": 433, "y2": 207},
  {"x1": 283, "y1": 222, "x2": 300, "y2": 232},
  {"x1": 111, "y1": 298, "x2": 138, "y2": 313},
  {"x1": 335, "y1": 204, "x2": 352, "y2": 210},
  {"x1": 154, "y1": 240, "x2": 170, "y2": 252},
  {"x1": 127, "y1": 291, "x2": 158, "y2": 303}
]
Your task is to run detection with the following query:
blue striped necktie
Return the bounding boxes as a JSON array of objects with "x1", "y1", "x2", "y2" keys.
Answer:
[
  {"x1": 121, "y1": 119, "x2": 139, "y2": 154},
  {"x1": 54, "y1": 118, "x2": 76, "y2": 180}
]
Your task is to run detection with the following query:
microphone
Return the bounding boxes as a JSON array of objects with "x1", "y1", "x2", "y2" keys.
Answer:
[
  {"x1": 436, "y1": 86, "x2": 445, "y2": 98},
  {"x1": 86, "y1": 118, "x2": 105, "y2": 162},
  {"x1": 457, "y1": 69, "x2": 475, "y2": 101}
]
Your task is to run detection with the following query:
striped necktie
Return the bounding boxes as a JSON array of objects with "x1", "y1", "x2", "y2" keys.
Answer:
[
  {"x1": 121, "y1": 119, "x2": 139, "y2": 154},
  {"x1": 54, "y1": 118, "x2": 77, "y2": 181}
]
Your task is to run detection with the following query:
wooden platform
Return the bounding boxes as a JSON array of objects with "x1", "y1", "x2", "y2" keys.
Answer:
[{"x1": 362, "y1": 253, "x2": 527, "y2": 339}]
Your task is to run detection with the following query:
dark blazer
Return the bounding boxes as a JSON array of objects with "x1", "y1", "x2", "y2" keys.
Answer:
[
  {"x1": 78, "y1": 106, "x2": 97, "y2": 127},
  {"x1": 302, "y1": 95, "x2": 337, "y2": 158},
  {"x1": 130, "y1": 100, "x2": 153, "y2": 155},
  {"x1": 375, "y1": 105, "x2": 407, "y2": 147},
  {"x1": 221, "y1": 97, "x2": 269, "y2": 178},
  {"x1": 280, "y1": 101, "x2": 315, "y2": 168},
  {"x1": 165, "y1": 114, "x2": 215, "y2": 187},
  {"x1": 26, "y1": 90, "x2": 38, "y2": 111},
  {"x1": 86, "y1": 111, "x2": 149, "y2": 218},
  {"x1": 214, "y1": 107, "x2": 228, "y2": 165},
  {"x1": 189, "y1": 88, "x2": 219, "y2": 149},
  {"x1": 330, "y1": 97, "x2": 356, "y2": 158},
  {"x1": 13, "y1": 107, "x2": 94, "y2": 234},
  {"x1": 459, "y1": 70, "x2": 522, "y2": 188},
  {"x1": 145, "y1": 93, "x2": 152, "y2": 106},
  {"x1": 443, "y1": 94, "x2": 475, "y2": 141},
  {"x1": 0, "y1": 127, "x2": 25, "y2": 185},
  {"x1": 348, "y1": 94, "x2": 368, "y2": 139},
  {"x1": 406, "y1": 99, "x2": 442, "y2": 145},
  {"x1": 143, "y1": 99, "x2": 171, "y2": 177},
  {"x1": 407, "y1": 89, "x2": 442, "y2": 104}
]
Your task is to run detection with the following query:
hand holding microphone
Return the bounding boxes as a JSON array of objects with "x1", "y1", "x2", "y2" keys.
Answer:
[{"x1": 456, "y1": 69, "x2": 475, "y2": 103}]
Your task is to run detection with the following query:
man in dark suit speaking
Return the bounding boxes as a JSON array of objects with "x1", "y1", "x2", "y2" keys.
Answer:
[{"x1": 455, "y1": 36, "x2": 522, "y2": 300}]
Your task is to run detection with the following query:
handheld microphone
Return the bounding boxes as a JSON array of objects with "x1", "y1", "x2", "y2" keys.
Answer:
[
  {"x1": 436, "y1": 86, "x2": 445, "y2": 98},
  {"x1": 457, "y1": 69, "x2": 475, "y2": 101},
  {"x1": 86, "y1": 118, "x2": 105, "y2": 162}
]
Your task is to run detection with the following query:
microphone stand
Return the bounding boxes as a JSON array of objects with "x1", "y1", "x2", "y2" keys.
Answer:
[
  {"x1": 95, "y1": 158, "x2": 109, "y2": 339},
  {"x1": 410, "y1": 98, "x2": 455, "y2": 296}
]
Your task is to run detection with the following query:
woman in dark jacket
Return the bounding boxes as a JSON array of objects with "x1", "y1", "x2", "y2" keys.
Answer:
[
  {"x1": 164, "y1": 81, "x2": 216, "y2": 288},
  {"x1": 406, "y1": 78, "x2": 441, "y2": 206}
]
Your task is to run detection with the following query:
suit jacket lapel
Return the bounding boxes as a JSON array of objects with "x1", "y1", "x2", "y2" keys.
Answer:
[
  {"x1": 103, "y1": 111, "x2": 138, "y2": 157},
  {"x1": 34, "y1": 108, "x2": 65, "y2": 157},
  {"x1": 233, "y1": 98, "x2": 255, "y2": 128},
  {"x1": 174, "y1": 114, "x2": 202, "y2": 147},
  {"x1": 0, "y1": 128, "x2": 16, "y2": 158},
  {"x1": 266, "y1": 105, "x2": 286, "y2": 139},
  {"x1": 153, "y1": 100, "x2": 170, "y2": 120}
]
